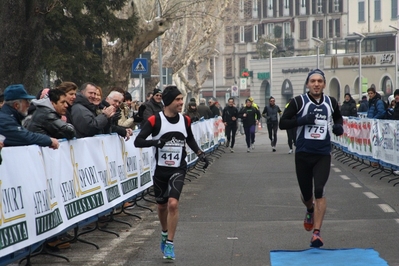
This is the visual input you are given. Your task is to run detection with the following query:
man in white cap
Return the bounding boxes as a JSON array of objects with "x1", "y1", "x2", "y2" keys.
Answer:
[
  {"x1": 134, "y1": 85, "x2": 209, "y2": 261},
  {"x1": 279, "y1": 69, "x2": 343, "y2": 248},
  {"x1": 0, "y1": 84, "x2": 59, "y2": 149}
]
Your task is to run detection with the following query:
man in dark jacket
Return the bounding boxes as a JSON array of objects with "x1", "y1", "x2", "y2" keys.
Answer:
[
  {"x1": 71, "y1": 82, "x2": 116, "y2": 138},
  {"x1": 141, "y1": 88, "x2": 164, "y2": 126},
  {"x1": 340, "y1": 93, "x2": 357, "y2": 117},
  {"x1": 357, "y1": 95, "x2": 369, "y2": 113},
  {"x1": 262, "y1": 96, "x2": 282, "y2": 152},
  {"x1": 197, "y1": 98, "x2": 213, "y2": 119},
  {"x1": 238, "y1": 99, "x2": 261, "y2": 152},
  {"x1": 222, "y1": 97, "x2": 238, "y2": 152},
  {"x1": 100, "y1": 91, "x2": 133, "y2": 140},
  {"x1": 208, "y1": 98, "x2": 221, "y2": 117},
  {"x1": 389, "y1": 89, "x2": 399, "y2": 120},
  {"x1": 27, "y1": 89, "x2": 75, "y2": 140},
  {"x1": 0, "y1": 84, "x2": 59, "y2": 149},
  {"x1": 366, "y1": 87, "x2": 386, "y2": 119}
]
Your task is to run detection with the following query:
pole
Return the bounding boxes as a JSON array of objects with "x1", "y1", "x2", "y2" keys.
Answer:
[
  {"x1": 389, "y1": 25, "x2": 399, "y2": 91},
  {"x1": 316, "y1": 45, "x2": 320, "y2": 69},
  {"x1": 269, "y1": 49, "x2": 273, "y2": 92},
  {"x1": 358, "y1": 39, "x2": 362, "y2": 102},
  {"x1": 213, "y1": 55, "x2": 216, "y2": 98}
]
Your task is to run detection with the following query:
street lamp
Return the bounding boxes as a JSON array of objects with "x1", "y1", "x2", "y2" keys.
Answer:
[
  {"x1": 264, "y1": 42, "x2": 277, "y2": 93},
  {"x1": 389, "y1": 25, "x2": 399, "y2": 91},
  {"x1": 354, "y1": 32, "x2": 366, "y2": 102},
  {"x1": 311, "y1": 37, "x2": 323, "y2": 69}
]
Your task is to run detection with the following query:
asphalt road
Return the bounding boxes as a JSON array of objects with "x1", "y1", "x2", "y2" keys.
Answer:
[{"x1": 13, "y1": 128, "x2": 399, "y2": 266}]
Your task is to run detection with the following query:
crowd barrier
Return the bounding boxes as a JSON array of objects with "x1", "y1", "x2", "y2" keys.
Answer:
[
  {"x1": 331, "y1": 116, "x2": 399, "y2": 182},
  {"x1": 0, "y1": 117, "x2": 225, "y2": 264}
]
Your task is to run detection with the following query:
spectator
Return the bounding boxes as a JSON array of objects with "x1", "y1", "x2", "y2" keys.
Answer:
[
  {"x1": 208, "y1": 98, "x2": 221, "y2": 117},
  {"x1": 27, "y1": 89, "x2": 75, "y2": 140},
  {"x1": 118, "y1": 91, "x2": 134, "y2": 128},
  {"x1": 141, "y1": 88, "x2": 164, "y2": 126},
  {"x1": 358, "y1": 95, "x2": 369, "y2": 113},
  {"x1": 56, "y1": 81, "x2": 78, "y2": 123},
  {"x1": 366, "y1": 87, "x2": 386, "y2": 119},
  {"x1": 388, "y1": 90, "x2": 399, "y2": 120},
  {"x1": 94, "y1": 86, "x2": 103, "y2": 107},
  {"x1": 184, "y1": 101, "x2": 201, "y2": 122},
  {"x1": 197, "y1": 98, "x2": 213, "y2": 119},
  {"x1": 71, "y1": 82, "x2": 115, "y2": 138},
  {"x1": 0, "y1": 84, "x2": 59, "y2": 149},
  {"x1": 340, "y1": 93, "x2": 357, "y2": 117},
  {"x1": 0, "y1": 93, "x2": 4, "y2": 110},
  {"x1": 101, "y1": 91, "x2": 133, "y2": 140}
]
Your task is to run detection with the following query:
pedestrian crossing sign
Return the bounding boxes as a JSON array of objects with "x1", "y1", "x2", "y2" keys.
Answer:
[{"x1": 132, "y1": 58, "x2": 148, "y2": 74}]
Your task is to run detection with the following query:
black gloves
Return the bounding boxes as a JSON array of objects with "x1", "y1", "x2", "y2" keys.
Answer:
[
  {"x1": 154, "y1": 139, "x2": 166, "y2": 149},
  {"x1": 198, "y1": 152, "x2": 209, "y2": 170},
  {"x1": 297, "y1": 113, "x2": 316, "y2": 126},
  {"x1": 332, "y1": 124, "x2": 344, "y2": 136}
]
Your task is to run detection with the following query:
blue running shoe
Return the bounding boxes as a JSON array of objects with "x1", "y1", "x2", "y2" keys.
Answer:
[
  {"x1": 160, "y1": 232, "x2": 168, "y2": 253},
  {"x1": 163, "y1": 242, "x2": 175, "y2": 260}
]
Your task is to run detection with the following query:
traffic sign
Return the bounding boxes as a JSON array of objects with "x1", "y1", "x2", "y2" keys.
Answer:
[
  {"x1": 231, "y1": 85, "x2": 238, "y2": 96},
  {"x1": 132, "y1": 58, "x2": 148, "y2": 74}
]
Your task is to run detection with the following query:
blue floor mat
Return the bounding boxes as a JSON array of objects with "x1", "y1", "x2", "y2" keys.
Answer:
[{"x1": 270, "y1": 248, "x2": 388, "y2": 266}]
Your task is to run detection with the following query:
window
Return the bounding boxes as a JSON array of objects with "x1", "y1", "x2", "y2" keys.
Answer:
[
  {"x1": 268, "y1": 0, "x2": 273, "y2": 10},
  {"x1": 300, "y1": 21, "x2": 307, "y2": 39},
  {"x1": 317, "y1": 0, "x2": 322, "y2": 13},
  {"x1": 374, "y1": 0, "x2": 381, "y2": 20},
  {"x1": 358, "y1": 1, "x2": 365, "y2": 22},
  {"x1": 283, "y1": 22, "x2": 291, "y2": 37},
  {"x1": 334, "y1": 0, "x2": 340, "y2": 12},
  {"x1": 240, "y1": 26, "x2": 245, "y2": 43},
  {"x1": 392, "y1": 0, "x2": 398, "y2": 19},
  {"x1": 239, "y1": 57, "x2": 246, "y2": 73},
  {"x1": 267, "y1": 23, "x2": 275, "y2": 38},
  {"x1": 225, "y1": 58, "x2": 232, "y2": 77},
  {"x1": 253, "y1": 25, "x2": 259, "y2": 42},
  {"x1": 312, "y1": 20, "x2": 323, "y2": 38},
  {"x1": 239, "y1": 0, "x2": 244, "y2": 11},
  {"x1": 335, "y1": 19, "x2": 341, "y2": 37},
  {"x1": 284, "y1": 0, "x2": 289, "y2": 8}
]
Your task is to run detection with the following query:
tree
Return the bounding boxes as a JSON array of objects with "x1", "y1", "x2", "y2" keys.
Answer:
[{"x1": 0, "y1": 0, "x2": 138, "y2": 94}]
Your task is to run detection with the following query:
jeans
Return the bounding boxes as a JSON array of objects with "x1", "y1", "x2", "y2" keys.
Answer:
[
  {"x1": 225, "y1": 124, "x2": 237, "y2": 148},
  {"x1": 244, "y1": 125, "x2": 256, "y2": 148},
  {"x1": 267, "y1": 122, "x2": 278, "y2": 147}
]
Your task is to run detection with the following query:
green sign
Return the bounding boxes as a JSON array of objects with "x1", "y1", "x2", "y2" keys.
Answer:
[
  {"x1": 361, "y1": 78, "x2": 368, "y2": 93},
  {"x1": 258, "y1": 72, "x2": 270, "y2": 80}
]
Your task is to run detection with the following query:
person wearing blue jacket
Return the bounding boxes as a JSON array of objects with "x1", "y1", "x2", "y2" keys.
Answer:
[
  {"x1": 366, "y1": 87, "x2": 386, "y2": 119},
  {"x1": 0, "y1": 84, "x2": 59, "y2": 149}
]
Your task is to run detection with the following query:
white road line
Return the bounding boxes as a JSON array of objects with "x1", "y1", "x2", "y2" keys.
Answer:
[
  {"x1": 332, "y1": 167, "x2": 341, "y2": 173},
  {"x1": 363, "y1": 192, "x2": 379, "y2": 199},
  {"x1": 340, "y1": 175, "x2": 350, "y2": 180},
  {"x1": 395, "y1": 219, "x2": 399, "y2": 224},
  {"x1": 378, "y1": 204, "x2": 396, "y2": 213},
  {"x1": 350, "y1": 182, "x2": 362, "y2": 188},
  {"x1": 331, "y1": 164, "x2": 335, "y2": 166}
]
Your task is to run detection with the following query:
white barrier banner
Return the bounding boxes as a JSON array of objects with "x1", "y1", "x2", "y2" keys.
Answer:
[{"x1": 0, "y1": 119, "x2": 223, "y2": 259}]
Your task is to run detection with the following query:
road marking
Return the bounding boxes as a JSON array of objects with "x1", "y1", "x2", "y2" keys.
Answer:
[
  {"x1": 340, "y1": 175, "x2": 350, "y2": 180},
  {"x1": 395, "y1": 219, "x2": 399, "y2": 224},
  {"x1": 378, "y1": 204, "x2": 395, "y2": 213},
  {"x1": 350, "y1": 182, "x2": 362, "y2": 188},
  {"x1": 363, "y1": 192, "x2": 379, "y2": 199},
  {"x1": 227, "y1": 237, "x2": 238, "y2": 240},
  {"x1": 331, "y1": 164, "x2": 335, "y2": 166},
  {"x1": 332, "y1": 167, "x2": 341, "y2": 173}
]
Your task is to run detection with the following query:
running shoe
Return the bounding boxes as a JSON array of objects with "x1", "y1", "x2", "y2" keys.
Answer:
[
  {"x1": 289, "y1": 149, "x2": 293, "y2": 154},
  {"x1": 230, "y1": 148, "x2": 234, "y2": 153},
  {"x1": 310, "y1": 232, "x2": 323, "y2": 248},
  {"x1": 247, "y1": 148, "x2": 250, "y2": 153},
  {"x1": 304, "y1": 211, "x2": 314, "y2": 231},
  {"x1": 160, "y1": 232, "x2": 168, "y2": 253},
  {"x1": 251, "y1": 143, "x2": 255, "y2": 150},
  {"x1": 163, "y1": 242, "x2": 175, "y2": 260}
]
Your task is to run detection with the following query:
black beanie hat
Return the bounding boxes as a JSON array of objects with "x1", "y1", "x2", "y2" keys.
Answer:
[
  {"x1": 394, "y1": 89, "x2": 399, "y2": 97},
  {"x1": 305, "y1": 69, "x2": 326, "y2": 84},
  {"x1": 162, "y1": 86, "x2": 181, "y2": 106},
  {"x1": 153, "y1": 88, "x2": 162, "y2": 95}
]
